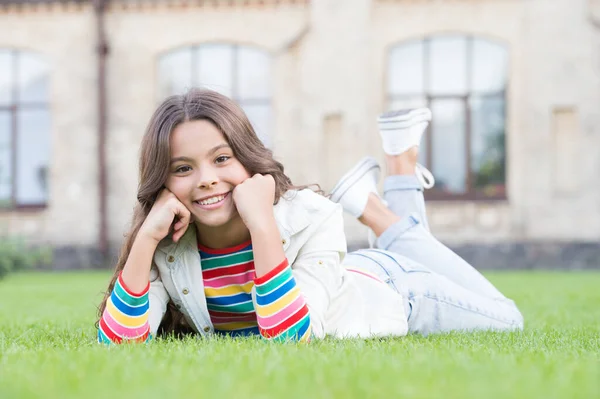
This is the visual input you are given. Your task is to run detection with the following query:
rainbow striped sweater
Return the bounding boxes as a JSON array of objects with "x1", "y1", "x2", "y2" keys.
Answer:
[
  {"x1": 98, "y1": 240, "x2": 311, "y2": 343},
  {"x1": 98, "y1": 273, "x2": 151, "y2": 344}
]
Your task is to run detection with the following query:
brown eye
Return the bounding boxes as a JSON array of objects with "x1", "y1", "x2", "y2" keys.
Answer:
[
  {"x1": 215, "y1": 155, "x2": 230, "y2": 164},
  {"x1": 175, "y1": 165, "x2": 191, "y2": 173}
]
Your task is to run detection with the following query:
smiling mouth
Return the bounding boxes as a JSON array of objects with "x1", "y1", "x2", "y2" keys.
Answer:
[{"x1": 194, "y1": 192, "x2": 229, "y2": 206}]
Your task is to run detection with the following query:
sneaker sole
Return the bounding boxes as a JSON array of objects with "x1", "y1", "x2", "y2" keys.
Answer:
[
  {"x1": 329, "y1": 157, "x2": 380, "y2": 204},
  {"x1": 378, "y1": 108, "x2": 431, "y2": 129}
]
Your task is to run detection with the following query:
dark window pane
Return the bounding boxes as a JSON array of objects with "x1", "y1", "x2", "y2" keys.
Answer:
[
  {"x1": 0, "y1": 50, "x2": 12, "y2": 105},
  {"x1": 388, "y1": 41, "x2": 424, "y2": 96},
  {"x1": 16, "y1": 108, "x2": 50, "y2": 205},
  {"x1": 470, "y1": 96, "x2": 506, "y2": 197},
  {"x1": 197, "y1": 44, "x2": 234, "y2": 98},
  {"x1": 430, "y1": 98, "x2": 467, "y2": 194},
  {"x1": 0, "y1": 111, "x2": 11, "y2": 206},
  {"x1": 471, "y1": 39, "x2": 507, "y2": 94},
  {"x1": 428, "y1": 37, "x2": 468, "y2": 96},
  {"x1": 237, "y1": 46, "x2": 270, "y2": 100},
  {"x1": 18, "y1": 52, "x2": 50, "y2": 104},
  {"x1": 158, "y1": 48, "x2": 192, "y2": 100}
]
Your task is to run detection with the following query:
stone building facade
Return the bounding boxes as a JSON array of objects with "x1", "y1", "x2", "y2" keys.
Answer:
[{"x1": 0, "y1": 0, "x2": 599, "y2": 268}]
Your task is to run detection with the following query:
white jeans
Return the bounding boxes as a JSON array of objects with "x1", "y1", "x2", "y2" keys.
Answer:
[{"x1": 343, "y1": 175, "x2": 524, "y2": 336}]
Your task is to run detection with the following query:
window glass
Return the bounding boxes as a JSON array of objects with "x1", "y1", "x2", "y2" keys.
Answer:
[
  {"x1": 0, "y1": 50, "x2": 12, "y2": 105},
  {"x1": 197, "y1": 45, "x2": 234, "y2": 97},
  {"x1": 388, "y1": 41, "x2": 424, "y2": 96},
  {"x1": 387, "y1": 36, "x2": 508, "y2": 198},
  {"x1": 470, "y1": 95, "x2": 506, "y2": 197},
  {"x1": 16, "y1": 109, "x2": 50, "y2": 205},
  {"x1": 428, "y1": 37, "x2": 468, "y2": 95},
  {"x1": 159, "y1": 44, "x2": 272, "y2": 146},
  {"x1": 18, "y1": 52, "x2": 50, "y2": 104},
  {"x1": 237, "y1": 47, "x2": 270, "y2": 100},
  {"x1": 0, "y1": 50, "x2": 51, "y2": 207},
  {"x1": 0, "y1": 111, "x2": 11, "y2": 206},
  {"x1": 388, "y1": 97, "x2": 427, "y2": 110},
  {"x1": 158, "y1": 48, "x2": 192, "y2": 100},
  {"x1": 430, "y1": 98, "x2": 467, "y2": 194},
  {"x1": 472, "y1": 39, "x2": 508, "y2": 93}
]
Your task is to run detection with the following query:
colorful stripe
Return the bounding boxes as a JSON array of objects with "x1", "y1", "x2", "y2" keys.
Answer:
[
  {"x1": 201, "y1": 251, "x2": 254, "y2": 270},
  {"x1": 199, "y1": 241, "x2": 311, "y2": 342},
  {"x1": 199, "y1": 241, "x2": 259, "y2": 336},
  {"x1": 202, "y1": 264, "x2": 255, "y2": 280},
  {"x1": 97, "y1": 273, "x2": 151, "y2": 344},
  {"x1": 257, "y1": 295, "x2": 307, "y2": 328},
  {"x1": 203, "y1": 271, "x2": 255, "y2": 288},
  {"x1": 254, "y1": 260, "x2": 311, "y2": 342},
  {"x1": 346, "y1": 267, "x2": 386, "y2": 284}
]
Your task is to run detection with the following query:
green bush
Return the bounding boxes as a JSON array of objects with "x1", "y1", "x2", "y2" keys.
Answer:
[{"x1": 0, "y1": 237, "x2": 53, "y2": 279}]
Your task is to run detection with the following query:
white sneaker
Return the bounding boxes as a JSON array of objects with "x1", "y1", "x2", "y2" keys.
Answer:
[
  {"x1": 329, "y1": 157, "x2": 380, "y2": 218},
  {"x1": 378, "y1": 108, "x2": 435, "y2": 189},
  {"x1": 377, "y1": 108, "x2": 432, "y2": 156}
]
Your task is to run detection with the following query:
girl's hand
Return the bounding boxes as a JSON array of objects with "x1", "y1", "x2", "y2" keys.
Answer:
[
  {"x1": 139, "y1": 189, "x2": 191, "y2": 244},
  {"x1": 232, "y1": 174, "x2": 276, "y2": 232}
]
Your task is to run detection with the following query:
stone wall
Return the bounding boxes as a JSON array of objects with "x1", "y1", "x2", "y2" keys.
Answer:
[{"x1": 0, "y1": 0, "x2": 599, "y2": 267}]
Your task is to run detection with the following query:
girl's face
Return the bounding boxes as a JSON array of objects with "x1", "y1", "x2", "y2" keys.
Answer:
[{"x1": 165, "y1": 119, "x2": 251, "y2": 230}]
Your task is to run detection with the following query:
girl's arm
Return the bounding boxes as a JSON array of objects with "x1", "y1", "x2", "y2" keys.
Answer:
[
  {"x1": 98, "y1": 259, "x2": 170, "y2": 344},
  {"x1": 98, "y1": 236, "x2": 157, "y2": 344},
  {"x1": 249, "y1": 217, "x2": 286, "y2": 278},
  {"x1": 250, "y1": 208, "x2": 345, "y2": 342},
  {"x1": 253, "y1": 258, "x2": 312, "y2": 342},
  {"x1": 120, "y1": 234, "x2": 160, "y2": 293},
  {"x1": 98, "y1": 270, "x2": 151, "y2": 344},
  {"x1": 99, "y1": 189, "x2": 190, "y2": 344},
  {"x1": 234, "y1": 174, "x2": 311, "y2": 342},
  {"x1": 250, "y1": 218, "x2": 312, "y2": 342}
]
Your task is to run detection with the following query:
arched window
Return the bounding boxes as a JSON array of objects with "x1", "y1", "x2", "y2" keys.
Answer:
[
  {"x1": 387, "y1": 36, "x2": 508, "y2": 200},
  {"x1": 0, "y1": 49, "x2": 51, "y2": 208},
  {"x1": 158, "y1": 44, "x2": 272, "y2": 146}
]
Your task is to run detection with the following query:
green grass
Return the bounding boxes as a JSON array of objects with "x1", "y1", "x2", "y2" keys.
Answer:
[{"x1": 0, "y1": 271, "x2": 599, "y2": 399}]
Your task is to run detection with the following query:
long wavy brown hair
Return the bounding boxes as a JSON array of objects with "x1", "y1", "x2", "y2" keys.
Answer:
[{"x1": 97, "y1": 88, "x2": 319, "y2": 337}]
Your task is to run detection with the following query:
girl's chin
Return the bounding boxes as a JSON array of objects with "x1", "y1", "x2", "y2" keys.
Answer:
[{"x1": 192, "y1": 211, "x2": 240, "y2": 229}]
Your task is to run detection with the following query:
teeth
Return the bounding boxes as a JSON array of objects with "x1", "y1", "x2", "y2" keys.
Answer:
[{"x1": 198, "y1": 194, "x2": 225, "y2": 206}]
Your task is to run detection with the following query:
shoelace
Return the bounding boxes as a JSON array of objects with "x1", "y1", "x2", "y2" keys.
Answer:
[{"x1": 416, "y1": 163, "x2": 435, "y2": 189}]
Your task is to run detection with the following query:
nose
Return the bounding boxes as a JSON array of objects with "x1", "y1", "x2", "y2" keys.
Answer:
[{"x1": 197, "y1": 166, "x2": 219, "y2": 189}]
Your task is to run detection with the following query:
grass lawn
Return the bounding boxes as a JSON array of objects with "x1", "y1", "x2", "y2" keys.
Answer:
[{"x1": 0, "y1": 271, "x2": 599, "y2": 399}]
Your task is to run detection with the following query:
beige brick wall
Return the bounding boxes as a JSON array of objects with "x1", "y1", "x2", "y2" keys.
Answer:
[{"x1": 1, "y1": 0, "x2": 599, "y2": 251}]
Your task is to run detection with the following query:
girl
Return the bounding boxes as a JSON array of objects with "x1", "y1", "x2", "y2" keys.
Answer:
[{"x1": 97, "y1": 89, "x2": 523, "y2": 344}]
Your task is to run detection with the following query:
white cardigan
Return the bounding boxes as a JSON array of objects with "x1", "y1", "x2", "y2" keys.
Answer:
[{"x1": 148, "y1": 189, "x2": 408, "y2": 339}]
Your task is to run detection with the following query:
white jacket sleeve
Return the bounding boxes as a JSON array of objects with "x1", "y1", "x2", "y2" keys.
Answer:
[{"x1": 290, "y1": 206, "x2": 347, "y2": 339}]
